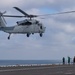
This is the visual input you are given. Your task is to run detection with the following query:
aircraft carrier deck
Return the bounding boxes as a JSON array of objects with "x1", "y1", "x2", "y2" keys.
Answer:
[{"x1": 0, "y1": 64, "x2": 75, "y2": 75}]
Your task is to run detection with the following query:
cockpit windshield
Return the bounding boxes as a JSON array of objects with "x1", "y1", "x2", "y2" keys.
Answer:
[{"x1": 35, "y1": 21, "x2": 39, "y2": 24}]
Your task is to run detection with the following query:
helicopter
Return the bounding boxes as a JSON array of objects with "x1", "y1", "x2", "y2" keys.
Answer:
[
  {"x1": 0, "y1": 7, "x2": 46, "y2": 40},
  {"x1": 0, "y1": 7, "x2": 75, "y2": 40}
]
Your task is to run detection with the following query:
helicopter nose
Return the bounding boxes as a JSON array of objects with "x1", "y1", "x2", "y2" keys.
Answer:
[{"x1": 41, "y1": 26, "x2": 46, "y2": 33}]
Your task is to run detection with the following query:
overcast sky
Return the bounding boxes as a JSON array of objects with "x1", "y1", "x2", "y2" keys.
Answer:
[{"x1": 0, "y1": 0, "x2": 75, "y2": 60}]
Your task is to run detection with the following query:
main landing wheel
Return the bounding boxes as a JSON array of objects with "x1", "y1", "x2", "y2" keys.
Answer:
[
  {"x1": 40, "y1": 33, "x2": 43, "y2": 37},
  {"x1": 27, "y1": 34, "x2": 30, "y2": 37}
]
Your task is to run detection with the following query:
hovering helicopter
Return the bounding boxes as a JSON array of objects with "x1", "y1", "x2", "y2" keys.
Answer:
[
  {"x1": 0, "y1": 7, "x2": 75, "y2": 40},
  {"x1": 0, "y1": 7, "x2": 46, "y2": 40}
]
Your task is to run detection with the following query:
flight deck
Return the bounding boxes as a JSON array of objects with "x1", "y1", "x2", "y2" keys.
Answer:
[{"x1": 0, "y1": 64, "x2": 75, "y2": 75}]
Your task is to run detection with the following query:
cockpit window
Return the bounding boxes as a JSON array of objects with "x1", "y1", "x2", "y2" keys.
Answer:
[
  {"x1": 18, "y1": 21, "x2": 32, "y2": 25},
  {"x1": 24, "y1": 21, "x2": 32, "y2": 25},
  {"x1": 35, "y1": 21, "x2": 39, "y2": 24}
]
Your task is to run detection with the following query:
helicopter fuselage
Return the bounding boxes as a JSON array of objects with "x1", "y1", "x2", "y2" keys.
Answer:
[{"x1": 2, "y1": 24, "x2": 46, "y2": 34}]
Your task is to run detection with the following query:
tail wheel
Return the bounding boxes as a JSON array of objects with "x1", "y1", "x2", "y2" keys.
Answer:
[
  {"x1": 8, "y1": 34, "x2": 11, "y2": 40},
  {"x1": 40, "y1": 33, "x2": 43, "y2": 37}
]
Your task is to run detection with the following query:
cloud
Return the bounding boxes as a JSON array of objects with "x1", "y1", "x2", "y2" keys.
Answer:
[{"x1": 0, "y1": 0, "x2": 75, "y2": 60}]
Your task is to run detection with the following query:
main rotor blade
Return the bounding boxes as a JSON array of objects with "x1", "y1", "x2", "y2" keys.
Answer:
[
  {"x1": 3, "y1": 8, "x2": 75, "y2": 18},
  {"x1": 38, "y1": 10, "x2": 75, "y2": 16},
  {"x1": 13, "y1": 7, "x2": 29, "y2": 17},
  {"x1": 3, "y1": 15, "x2": 25, "y2": 18}
]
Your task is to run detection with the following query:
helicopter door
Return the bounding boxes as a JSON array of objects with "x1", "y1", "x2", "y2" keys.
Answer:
[{"x1": 33, "y1": 25, "x2": 39, "y2": 33}]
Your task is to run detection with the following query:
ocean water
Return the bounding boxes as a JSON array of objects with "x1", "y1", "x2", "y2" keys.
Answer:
[{"x1": 0, "y1": 60, "x2": 62, "y2": 66}]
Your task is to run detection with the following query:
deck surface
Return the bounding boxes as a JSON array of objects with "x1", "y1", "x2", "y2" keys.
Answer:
[{"x1": 0, "y1": 64, "x2": 75, "y2": 75}]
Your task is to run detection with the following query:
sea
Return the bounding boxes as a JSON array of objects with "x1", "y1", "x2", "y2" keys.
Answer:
[{"x1": 0, "y1": 60, "x2": 62, "y2": 66}]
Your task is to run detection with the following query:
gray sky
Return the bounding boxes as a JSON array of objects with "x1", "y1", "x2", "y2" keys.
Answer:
[{"x1": 0, "y1": 0, "x2": 75, "y2": 60}]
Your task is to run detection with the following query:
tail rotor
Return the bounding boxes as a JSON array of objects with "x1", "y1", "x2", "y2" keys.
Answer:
[
  {"x1": 0, "y1": 11, "x2": 7, "y2": 27},
  {"x1": 0, "y1": 11, "x2": 7, "y2": 24}
]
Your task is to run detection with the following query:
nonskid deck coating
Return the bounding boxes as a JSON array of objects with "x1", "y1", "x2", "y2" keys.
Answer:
[{"x1": 0, "y1": 64, "x2": 75, "y2": 75}]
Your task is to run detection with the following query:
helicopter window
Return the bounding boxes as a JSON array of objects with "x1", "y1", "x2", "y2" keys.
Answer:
[
  {"x1": 35, "y1": 21, "x2": 39, "y2": 24},
  {"x1": 25, "y1": 21, "x2": 32, "y2": 25},
  {"x1": 21, "y1": 21, "x2": 32, "y2": 25}
]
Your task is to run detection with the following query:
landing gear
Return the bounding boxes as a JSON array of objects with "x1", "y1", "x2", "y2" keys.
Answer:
[
  {"x1": 40, "y1": 33, "x2": 43, "y2": 37},
  {"x1": 8, "y1": 34, "x2": 11, "y2": 40},
  {"x1": 27, "y1": 33, "x2": 30, "y2": 37}
]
